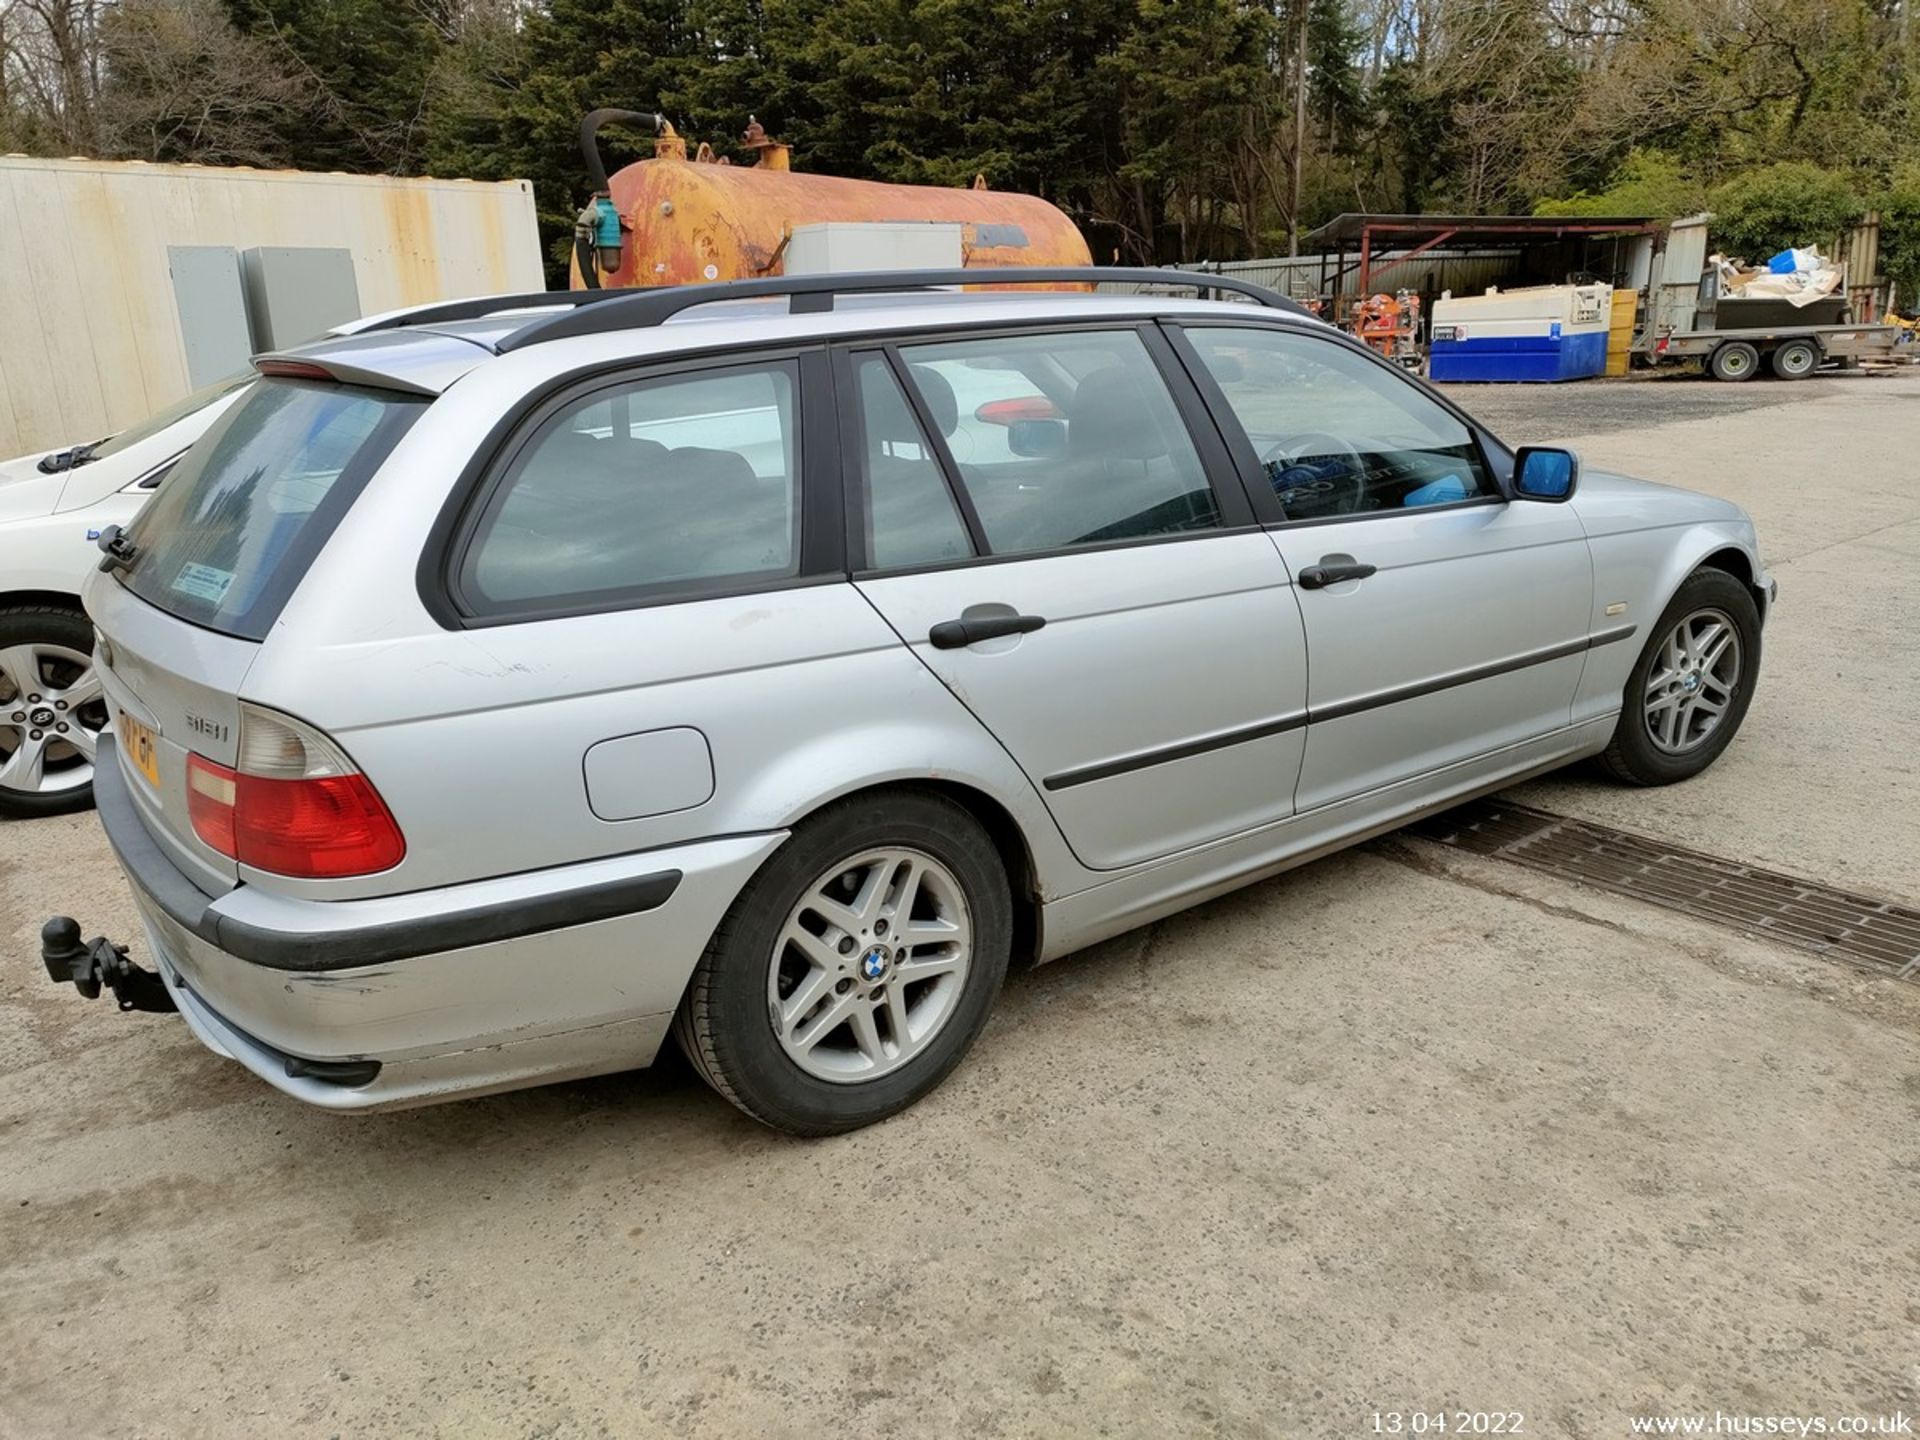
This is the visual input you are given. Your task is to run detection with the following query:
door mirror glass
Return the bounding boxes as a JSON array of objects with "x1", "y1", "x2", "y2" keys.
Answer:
[
  {"x1": 1513, "y1": 446, "x2": 1578, "y2": 501},
  {"x1": 1007, "y1": 418, "x2": 1067, "y2": 458}
]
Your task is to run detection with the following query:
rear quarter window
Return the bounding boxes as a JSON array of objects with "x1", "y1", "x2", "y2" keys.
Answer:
[
  {"x1": 456, "y1": 361, "x2": 802, "y2": 617},
  {"x1": 121, "y1": 379, "x2": 423, "y2": 640}
]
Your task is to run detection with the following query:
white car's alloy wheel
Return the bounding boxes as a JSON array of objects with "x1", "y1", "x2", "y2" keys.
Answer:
[{"x1": 0, "y1": 639, "x2": 107, "y2": 800}]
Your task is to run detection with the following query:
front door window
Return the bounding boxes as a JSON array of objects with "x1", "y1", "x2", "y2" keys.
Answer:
[{"x1": 1184, "y1": 327, "x2": 1494, "y2": 522}]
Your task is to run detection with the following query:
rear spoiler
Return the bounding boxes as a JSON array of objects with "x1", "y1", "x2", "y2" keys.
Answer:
[
  {"x1": 251, "y1": 328, "x2": 493, "y2": 397},
  {"x1": 251, "y1": 355, "x2": 440, "y2": 398}
]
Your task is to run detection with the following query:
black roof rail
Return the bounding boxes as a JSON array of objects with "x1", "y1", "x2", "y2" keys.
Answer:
[
  {"x1": 349, "y1": 290, "x2": 634, "y2": 335},
  {"x1": 493, "y1": 266, "x2": 1311, "y2": 353}
]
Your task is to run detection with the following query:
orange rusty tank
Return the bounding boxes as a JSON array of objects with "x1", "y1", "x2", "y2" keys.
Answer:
[{"x1": 572, "y1": 118, "x2": 1090, "y2": 289}]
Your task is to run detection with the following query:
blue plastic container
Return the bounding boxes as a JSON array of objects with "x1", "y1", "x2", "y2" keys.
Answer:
[{"x1": 1427, "y1": 285, "x2": 1613, "y2": 383}]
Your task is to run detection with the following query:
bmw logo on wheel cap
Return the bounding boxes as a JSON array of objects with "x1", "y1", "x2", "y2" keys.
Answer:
[{"x1": 860, "y1": 946, "x2": 891, "y2": 982}]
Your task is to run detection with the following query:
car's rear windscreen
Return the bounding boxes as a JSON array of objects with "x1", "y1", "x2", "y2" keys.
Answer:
[{"x1": 119, "y1": 378, "x2": 424, "y2": 641}]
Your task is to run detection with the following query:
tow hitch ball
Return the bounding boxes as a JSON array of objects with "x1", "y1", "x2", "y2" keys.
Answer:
[{"x1": 40, "y1": 916, "x2": 176, "y2": 1014}]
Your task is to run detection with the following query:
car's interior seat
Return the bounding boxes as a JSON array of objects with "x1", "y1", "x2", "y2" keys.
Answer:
[
  {"x1": 907, "y1": 364, "x2": 960, "y2": 438},
  {"x1": 864, "y1": 366, "x2": 971, "y2": 567},
  {"x1": 1007, "y1": 366, "x2": 1213, "y2": 549},
  {"x1": 478, "y1": 426, "x2": 792, "y2": 599},
  {"x1": 658, "y1": 445, "x2": 792, "y2": 575}
]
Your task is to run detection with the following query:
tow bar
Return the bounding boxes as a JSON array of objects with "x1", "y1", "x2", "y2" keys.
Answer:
[{"x1": 40, "y1": 916, "x2": 176, "y2": 1014}]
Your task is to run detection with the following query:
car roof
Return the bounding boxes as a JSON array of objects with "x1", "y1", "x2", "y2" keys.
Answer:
[{"x1": 268, "y1": 269, "x2": 1324, "y2": 397}]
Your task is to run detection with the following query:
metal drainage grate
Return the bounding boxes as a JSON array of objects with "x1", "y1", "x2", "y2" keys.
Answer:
[{"x1": 1409, "y1": 799, "x2": 1920, "y2": 982}]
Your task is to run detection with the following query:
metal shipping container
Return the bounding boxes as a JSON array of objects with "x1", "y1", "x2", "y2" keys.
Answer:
[{"x1": 0, "y1": 157, "x2": 544, "y2": 456}]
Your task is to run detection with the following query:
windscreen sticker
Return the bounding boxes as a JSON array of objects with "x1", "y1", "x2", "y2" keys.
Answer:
[{"x1": 170, "y1": 562, "x2": 235, "y2": 604}]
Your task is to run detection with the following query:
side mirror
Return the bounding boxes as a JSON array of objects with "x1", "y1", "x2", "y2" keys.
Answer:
[
  {"x1": 1008, "y1": 418, "x2": 1067, "y2": 458},
  {"x1": 1512, "y1": 446, "x2": 1578, "y2": 502}
]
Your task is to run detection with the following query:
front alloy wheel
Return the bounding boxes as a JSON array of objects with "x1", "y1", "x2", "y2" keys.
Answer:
[
  {"x1": 1642, "y1": 609, "x2": 1742, "y2": 755},
  {"x1": 0, "y1": 607, "x2": 111, "y2": 818},
  {"x1": 1599, "y1": 568, "x2": 1760, "y2": 786}
]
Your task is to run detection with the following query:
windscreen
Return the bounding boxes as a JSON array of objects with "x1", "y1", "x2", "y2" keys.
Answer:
[
  {"x1": 86, "y1": 370, "x2": 255, "y2": 462},
  {"x1": 119, "y1": 378, "x2": 423, "y2": 640}
]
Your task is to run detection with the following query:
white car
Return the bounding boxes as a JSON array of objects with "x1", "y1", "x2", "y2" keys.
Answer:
[{"x1": 0, "y1": 372, "x2": 253, "y2": 815}]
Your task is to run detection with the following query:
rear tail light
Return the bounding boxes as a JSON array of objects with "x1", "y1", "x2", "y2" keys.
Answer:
[
  {"x1": 185, "y1": 754, "x2": 238, "y2": 857},
  {"x1": 186, "y1": 706, "x2": 405, "y2": 878}
]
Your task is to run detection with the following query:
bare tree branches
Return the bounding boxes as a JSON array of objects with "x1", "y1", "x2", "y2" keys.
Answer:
[
  {"x1": 95, "y1": 0, "x2": 305, "y2": 164},
  {"x1": 1, "y1": 0, "x2": 104, "y2": 150}
]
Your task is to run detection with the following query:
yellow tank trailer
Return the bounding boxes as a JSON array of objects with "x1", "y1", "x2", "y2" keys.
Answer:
[{"x1": 570, "y1": 110, "x2": 1091, "y2": 290}]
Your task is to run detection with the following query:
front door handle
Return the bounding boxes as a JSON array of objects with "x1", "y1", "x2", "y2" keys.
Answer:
[
  {"x1": 929, "y1": 613, "x2": 1047, "y2": 649},
  {"x1": 1297, "y1": 559, "x2": 1376, "y2": 590}
]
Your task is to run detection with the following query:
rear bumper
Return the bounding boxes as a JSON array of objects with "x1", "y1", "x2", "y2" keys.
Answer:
[{"x1": 94, "y1": 737, "x2": 785, "y2": 1110}]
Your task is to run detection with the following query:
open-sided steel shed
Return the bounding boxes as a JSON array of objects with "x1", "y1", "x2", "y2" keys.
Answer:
[{"x1": 1302, "y1": 213, "x2": 1663, "y2": 306}]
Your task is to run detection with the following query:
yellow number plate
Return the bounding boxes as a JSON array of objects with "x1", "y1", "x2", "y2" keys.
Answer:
[{"x1": 117, "y1": 711, "x2": 160, "y2": 788}]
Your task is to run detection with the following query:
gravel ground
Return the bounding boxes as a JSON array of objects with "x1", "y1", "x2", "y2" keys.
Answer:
[
  {"x1": 3, "y1": 371, "x2": 1917, "y2": 1439},
  {"x1": 1435, "y1": 366, "x2": 1892, "y2": 443}
]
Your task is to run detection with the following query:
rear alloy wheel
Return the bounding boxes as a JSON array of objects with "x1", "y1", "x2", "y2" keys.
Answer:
[
  {"x1": 1709, "y1": 341, "x2": 1760, "y2": 382},
  {"x1": 0, "y1": 606, "x2": 110, "y2": 818},
  {"x1": 1599, "y1": 568, "x2": 1760, "y2": 786},
  {"x1": 1769, "y1": 339, "x2": 1819, "y2": 379},
  {"x1": 674, "y1": 790, "x2": 1011, "y2": 1135},
  {"x1": 767, "y1": 847, "x2": 974, "y2": 1084}
]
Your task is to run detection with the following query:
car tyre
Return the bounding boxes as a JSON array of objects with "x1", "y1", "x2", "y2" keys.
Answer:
[
  {"x1": 0, "y1": 603, "x2": 109, "y2": 819},
  {"x1": 1769, "y1": 339, "x2": 1819, "y2": 379},
  {"x1": 1708, "y1": 341, "x2": 1760, "y2": 382},
  {"x1": 673, "y1": 789, "x2": 1012, "y2": 1136},
  {"x1": 1598, "y1": 568, "x2": 1760, "y2": 786}
]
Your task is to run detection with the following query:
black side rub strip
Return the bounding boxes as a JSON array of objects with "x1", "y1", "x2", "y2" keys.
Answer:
[
  {"x1": 1311, "y1": 624, "x2": 1635, "y2": 724},
  {"x1": 1042, "y1": 625, "x2": 1636, "y2": 791},
  {"x1": 94, "y1": 738, "x2": 682, "y2": 972},
  {"x1": 1044, "y1": 711, "x2": 1310, "y2": 791}
]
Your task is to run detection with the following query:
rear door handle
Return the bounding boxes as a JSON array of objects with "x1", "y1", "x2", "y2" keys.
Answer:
[
  {"x1": 1297, "y1": 560, "x2": 1376, "y2": 590},
  {"x1": 928, "y1": 613, "x2": 1047, "y2": 649}
]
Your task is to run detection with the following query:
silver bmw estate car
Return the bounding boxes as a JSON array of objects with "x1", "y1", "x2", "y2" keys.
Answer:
[{"x1": 44, "y1": 269, "x2": 1774, "y2": 1134}]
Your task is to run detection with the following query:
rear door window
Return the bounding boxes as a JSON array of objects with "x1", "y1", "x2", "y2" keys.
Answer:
[
  {"x1": 893, "y1": 330, "x2": 1219, "y2": 557},
  {"x1": 852, "y1": 357, "x2": 974, "y2": 570},
  {"x1": 121, "y1": 379, "x2": 423, "y2": 640},
  {"x1": 459, "y1": 361, "x2": 801, "y2": 615}
]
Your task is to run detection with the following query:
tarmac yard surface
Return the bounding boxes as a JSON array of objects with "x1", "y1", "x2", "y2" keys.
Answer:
[{"x1": 3, "y1": 371, "x2": 1918, "y2": 1438}]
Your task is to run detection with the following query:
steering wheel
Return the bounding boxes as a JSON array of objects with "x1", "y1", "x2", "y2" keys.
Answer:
[{"x1": 1260, "y1": 431, "x2": 1368, "y2": 517}]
